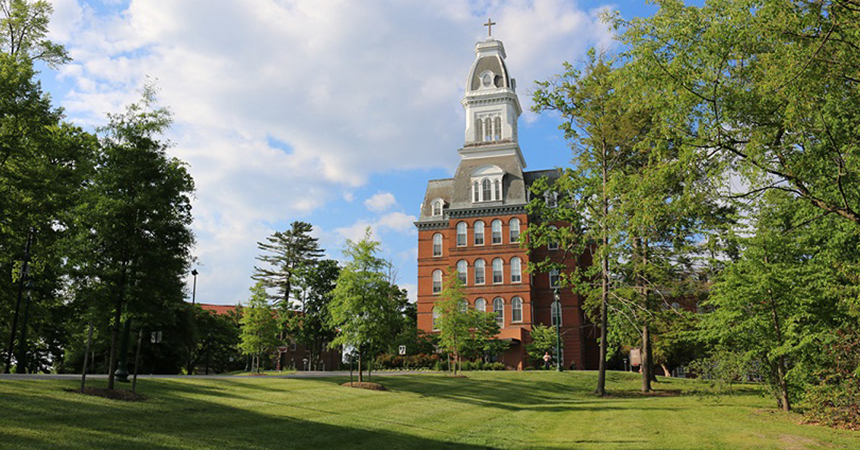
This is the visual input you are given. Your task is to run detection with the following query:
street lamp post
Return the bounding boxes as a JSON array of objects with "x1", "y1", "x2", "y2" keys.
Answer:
[
  {"x1": 191, "y1": 269, "x2": 198, "y2": 305},
  {"x1": 553, "y1": 288, "x2": 563, "y2": 372}
]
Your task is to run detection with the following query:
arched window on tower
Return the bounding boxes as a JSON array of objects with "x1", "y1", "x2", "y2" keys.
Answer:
[
  {"x1": 432, "y1": 270, "x2": 442, "y2": 294},
  {"x1": 494, "y1": 116, "x2": 502, "y2": 140},
  {"x1": 473, "y1": 181, "x2": 480, "y2": 202},
  {"x1": 457, "y1": 260, "x2": 468, "y2": 285},
  {"x1": 484, "y1": 118, "x2": 492, "y2": 141},
  {"x1": 475, "y1": 117, "x2": 483, "y2": 142},
  {"x1": 494, "y1": 179, "x2": 501, "y2": 200},
  {"x1": 432, "y1": 233, "x2": 442, "y2": 257},
  {"x1": 482, "y1": 179, "x2": 492, "y2": 201},
  {"x1": 474, "y1": 220, "x2": 484, "y2": 245}
]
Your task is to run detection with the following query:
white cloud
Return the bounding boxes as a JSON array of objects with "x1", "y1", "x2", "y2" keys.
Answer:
[
  {"x1": 364, "y1": 191, "x2": 397, "y2": 212},
  {"x1": 45, "y1": 0, "x2": 614, "y2": 304}
]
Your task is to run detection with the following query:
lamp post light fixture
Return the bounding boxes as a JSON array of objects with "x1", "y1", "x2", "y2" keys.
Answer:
[
  {"x1": 191, "y1": 269, "x2": 199, "y2": 306},
  {"x1": 553, "y1": 288, "x2": 563, "y2": 372}
]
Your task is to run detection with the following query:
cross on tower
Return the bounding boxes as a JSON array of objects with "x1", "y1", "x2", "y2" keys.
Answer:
[{"x1": 484, "y1": 18, "x2": 496, "y2": 37}]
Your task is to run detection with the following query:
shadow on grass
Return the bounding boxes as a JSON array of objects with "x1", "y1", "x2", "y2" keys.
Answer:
[{"x1": 0, "y1": 380, "x2": 487, "y2": 449}]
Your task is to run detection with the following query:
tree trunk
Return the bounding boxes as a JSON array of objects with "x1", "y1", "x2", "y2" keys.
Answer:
[
  {"x1": 641, "y1": 322, "x2": 652, "y2": 393},
  {"x1": 4, "y1": 231, "x2": 32, "y2": 374},
  {"x1": 596, "y1": 152, "x2": 609, "y2": 397},
  {"x1": 765, "y1": 253, "x2": 791, "y2": 412},
  {"x1": 661, "y1": 363, "x2": 671, "y2": 378},
  {"x1": 357, "y1": 348, "x2": 363, "y2": 382},
  {"x1": 107, "y1": 298, "x2": 122, "y2": 389}
]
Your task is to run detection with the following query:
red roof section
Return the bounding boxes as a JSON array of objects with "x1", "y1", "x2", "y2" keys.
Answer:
[{"x1": 198, "y1": 303, "x2": 239, "y2": 316}]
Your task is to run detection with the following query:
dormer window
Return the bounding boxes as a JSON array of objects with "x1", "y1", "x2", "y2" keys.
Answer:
[
  {"x1": 471, "y1": 165, "x2": 505, "y2": 203},
  {"x1": 480, "y1": 70, "x2": 495, "y2": 89},
  {"x1": 431, "y1": 198, "x2": 445, "y2": 217}
]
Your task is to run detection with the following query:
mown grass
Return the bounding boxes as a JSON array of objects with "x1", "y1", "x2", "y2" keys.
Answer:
[{"x1": 0, "y1": 371, "x2": 857, "y2": 449}]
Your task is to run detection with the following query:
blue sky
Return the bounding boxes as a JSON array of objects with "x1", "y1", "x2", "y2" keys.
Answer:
[{"x1": 37, "y1": 0, "x2": 662, "y2": 305}]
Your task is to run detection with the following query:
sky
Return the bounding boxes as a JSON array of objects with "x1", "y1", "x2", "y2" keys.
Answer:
[{"x1": 37, "y1": 0, "x2": 661, "y2": 306}]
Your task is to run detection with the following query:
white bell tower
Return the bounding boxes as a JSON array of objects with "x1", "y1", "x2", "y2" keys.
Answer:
[{"x1": 459, "y1": 21, "x2": 525, "y2": 168}]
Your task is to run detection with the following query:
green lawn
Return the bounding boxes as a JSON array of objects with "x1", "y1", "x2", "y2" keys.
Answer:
[{"x1": 1, "y1": 371, "x2": 857, "y2": 449}]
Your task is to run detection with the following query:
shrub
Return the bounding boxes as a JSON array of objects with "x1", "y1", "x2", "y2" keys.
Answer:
[{"x1": 801, "y1": 329, "x2": 860, "y2": 430}]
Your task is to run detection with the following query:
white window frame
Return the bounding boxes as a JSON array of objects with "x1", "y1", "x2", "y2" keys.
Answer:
[
  {"x1": 509, "y1": 218, "x2": 520, "y2": 243},
  {"x1": 549, "y1": 269, "x2": 560, "y2": 288},
  {"x1": 551, "y1": 301, "x2": 562, "y2": 327},
  {"x1": 432, "y1": 307, "x2": 440, "y2": 331},
  {"x1": 548, "y1": 225, "x2": 559, "y2": 251},
  {"x1": 432, "y1": 198, "x2": 445, "y2": 216},
  {"x1": 432, "y1": 233, "x2": 442, "y2": 257},
  {"x1": 474, "y1": 221, "x2": 484, "y2": 246},
  {"x1": 457, "y1": 260, "x2": 468, "y2": 285},
  {"x1": 474, "y1": 259, "x2": 485, "y2": 285},
  {"x1": 475, "y1": 298, "x2": 487, "y2": 312},
  {"x1": 432, "y1": 270, "x2": 442, "y2": 294},
  {"x1": 510, "y1": 257, "x2": 522, "y2": 283},
  {"x1": 491, "y1": 219, "x2": 502, "y2": 244},
  {"x1": 492, "y1": 258, "x2": 503, "y2": 284},
  {"x1": 456, "y1": 222, "x2": 467, "y2": 247},
  {"x1": 512, "y1": 297, "x2": 523, "y2": 323},
  {"x1": 493, "y1": 297, "x2": 504, "y2": 328}
]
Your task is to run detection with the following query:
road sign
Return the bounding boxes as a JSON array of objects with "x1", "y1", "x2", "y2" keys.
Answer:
[{"x1": 398, "y1": 345, "x2": 406, "y2": 356}]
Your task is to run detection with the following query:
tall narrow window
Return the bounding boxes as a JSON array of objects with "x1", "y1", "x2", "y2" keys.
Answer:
[
  {"x1": 432, "y1": 200, "x2": 442, "y2": 216},
  {"x1": 432, "y1": 233, "x2": 442, "y2": 257},
  {"x1": 433, "y1": 307, "x2": 440, "y2": 330},
  {"x1": 482, "y1": 179, "x2": 491, "y2": 201},
  {"x1": 474, "y1": 259, "x2": 485, "y2": 285},
  {"x1": 494, "y1": 116, "x2": 502, "y2": 140},
  {"x1": 474, "y1": 221, "x2": 484, "y2": 245},
  {"x1": 548, "y1": 225, "x2": 559, "y2": 251},
  {"x1": 512, "y1": 297, "x2": 523, "y2": 322},
  {"x1": 473, "y1": 181, "x2": 480, "y2": 202},
  {"x1": 484, "y1": 118, "x2": 492, "y2": 141},
  {"x1": 432, "y1": 270, "x2": 442, "y2": 294},
  {"x1": 493, "y1": 258, "x2": 503, "y2": 284},
  {"x1": 509, "y1": 218, "x2": 520, "y2": 242},
  {"x1": 475, "y1": 298, "x2": 486, "y2": 312},
  {"x1": 457, "y1": 260, "x2": 467, "y2": 285},
  {"x1": 494, "y1": 179, "x2": 501, "y2": 200},
  {"x1": 475, "y1": 117, "x2": 483, "y2": 142},
  {"x1": 551, "y1": 302, "x2": 561, "y2": 326},
  {"x1": 456, "y1": 222, "x2": 467, "y2": 247},
  {"x1": 491, "y1": 219, "x2": 502, "y2": 244},
  {"x1": 549, "y1": 269, "x2": 560, "y2": 288},
  {"x1": 510, "y1": 257, "x2": 522, "y2": 283},
  {"x1": 545, "y1": 192, "x2": 557, "y2": 208},
  {"x1": 493, "y1": 298, "x2": 504, "y2": 327}
]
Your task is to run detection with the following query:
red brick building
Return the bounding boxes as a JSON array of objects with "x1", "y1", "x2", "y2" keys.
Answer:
[{"x1": 415, "y1": 37, "x2": 599, "y2": 370}]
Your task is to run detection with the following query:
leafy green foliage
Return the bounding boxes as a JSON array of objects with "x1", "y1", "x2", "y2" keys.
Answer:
[
  {"x1": 0, "y1": 0, "x2": 70, "y2": 66},
  {"x1": 253, "y1": 221, "x2": 324, "y2": 307},
  {"x1": 239, "y1": 281, "x2": 279, "y2": 373},
  {"x1": 283, "y1": 259, "x2": 339, "y2": 369},
  {"x1": 525, "y1": 324, "x2": 556, "y2": 366}
]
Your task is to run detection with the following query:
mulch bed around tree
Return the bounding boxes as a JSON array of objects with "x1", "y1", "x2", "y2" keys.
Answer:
[
  {"x1": 65, "y1": 387, "x2": 147, "y2": 401},
  {"x1": 605, "y1": 389, "x2": 683, "y2": 398},
  {"x1": 341, "y1": 382, "x2": 388, "y2": 391}
]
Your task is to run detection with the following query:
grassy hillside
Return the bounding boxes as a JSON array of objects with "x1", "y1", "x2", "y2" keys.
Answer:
[{"x1": 1, "y1": 371, "x2": 857, "y2": 449}]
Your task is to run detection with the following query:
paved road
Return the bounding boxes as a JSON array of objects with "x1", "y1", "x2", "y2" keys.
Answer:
[{"x1": 0, "y1": 371, "x2": 422, "y2": 381}]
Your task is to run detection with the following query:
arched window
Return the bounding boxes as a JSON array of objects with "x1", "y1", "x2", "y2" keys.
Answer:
[
  {"x1": 509, "y1": 218, "x2": 520, "y2": 242},
  {"x1": 474, "y1": 259, "x2": 486, "y2": 285},
  {"x1": 432, "y1": 270, "x2": 442, "y2": 294},
  {"x1": 491, "y1": 219, "x2": 502, "y2": 244},
  {"x1": 432, "y1": 199, "x2": 444, "y2": 216},
  {"x1": 549, "y1": 269, "x2": 560, "y2": 288},
  {"x1": 432, "y1": 307, "x2": 440, "y2": 330},
  {"x1": 475, "y1": 117, "x2": 483, "y2": 142},
  {"x1": 493, "y1": 258, "x2": 503, "y2": 284},
  {"x1": 475, "y1": 298, "x2": 486, "y2": 312},
  {"x1": 493, "y1": 297, "x2": 504, "y2": 327},
  {"x1": 459, "y1": 299, "x2": 468, "y2": 312},
  {"x1": 551, "y1": 301, "x2": 561, "y2": 326},
  {"x1": 548, "y1": 225, "x2": 559, "y2": 251},
  {"x1": 473, "y1": 181, "x2": 480, "y2": 202},
  {"x1": 457, "y1": 260, "x2": 468, "y2": 285},
  {"x1": 494, "y1": 116, "x2": 502, "y2": 140},
  {"x1": 456, "y1": 222, "x2": 467, "y2": 247},
  {"x1": 512, "y1": 297, "x2": 523, "y2": 322},
  {"x1": 474, "y1": 221, "x2": 484, "y2": 245},
  {"x1": 494, "y1": 179, "x2": 501, "y2": 200},
  {"x1": 545, "y1": 192, "x2": 557, "y2": 208},
  {"x1": 482, "y1": 179, "x2": 492, "y2": 201},
  {"x1": 432, "y1": 233, "x2": 442, "y2": 257},
  {"x1": 510, "y1": 257, "x2": 522, "y2": 283},
  {"x1": 484, "y1": 118, "x2": 492, "y2": 141}
]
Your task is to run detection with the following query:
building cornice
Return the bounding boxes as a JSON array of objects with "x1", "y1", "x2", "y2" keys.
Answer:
[
  {"x1": 415, "y1": 220, "x2": 448, "y2": 230},
  {"x1": 448, "y1": 204, "x2": 527, "y2": 218}
]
